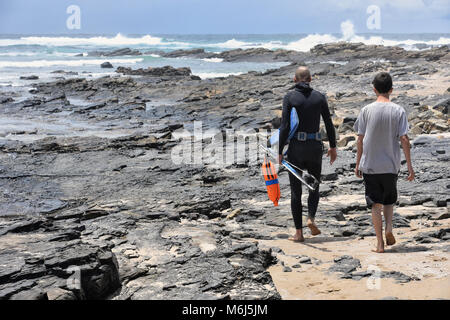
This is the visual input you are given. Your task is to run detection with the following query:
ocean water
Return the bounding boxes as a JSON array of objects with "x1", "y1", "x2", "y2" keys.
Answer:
[{"x1": 0, "y1": 30, "x2": 449, "y2": 87}]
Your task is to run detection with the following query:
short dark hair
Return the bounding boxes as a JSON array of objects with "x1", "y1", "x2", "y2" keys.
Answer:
[
  {"x1": 295, "y1": 66, "x2": 311, "y2": 82},
  {"x1": 372, "y1": 72, "x2": 393, "y2": 94}
]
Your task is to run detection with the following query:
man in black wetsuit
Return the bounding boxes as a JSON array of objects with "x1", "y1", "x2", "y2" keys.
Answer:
[{"x1": 278, "y1": 66, "x2": 337, "y2": 242}]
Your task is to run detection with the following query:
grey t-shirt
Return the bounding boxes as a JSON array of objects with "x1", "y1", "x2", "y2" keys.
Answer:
[{"x1": 354, "y1": 101, "x2": 409, "y2": 174}]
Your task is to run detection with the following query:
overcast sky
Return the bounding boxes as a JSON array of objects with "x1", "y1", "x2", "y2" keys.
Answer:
[{"x1": 0, "y1": 0, "x2": 449, "y2": 34}]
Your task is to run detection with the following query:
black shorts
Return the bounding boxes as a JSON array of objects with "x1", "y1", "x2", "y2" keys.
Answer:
[{"x1": 363, "y1": 173, "x2": 398, "y2": 207}]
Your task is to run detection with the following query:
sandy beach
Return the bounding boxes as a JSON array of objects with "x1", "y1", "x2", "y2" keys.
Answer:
[{"x1": 260, "y1": 204, "x2": 450, "y2": 300}]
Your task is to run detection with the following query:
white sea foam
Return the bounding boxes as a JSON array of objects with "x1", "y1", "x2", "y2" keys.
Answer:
[
  {"x1": 0, "y1": 33, "x2": 165, "y2": 47},
  {"x1": 203, "y1": 21, "x2": 449, "y2": 52},
  {"x1": 0, "y1": 52, "x2": 38, "y2": 57},
  {"x1": 0, "y1": 51, "x2": 88, "y2": 57},
  {"x1": 201, "y1": 58, "x2": 224, "y2": 63},
  {"x1": 51, "y1": 51, "x2": 86, "y2": 57},
  {"x1": 324, "y1": 60, "x2": 349, "y2": 65},
  {"x1": 283, "y1": 21, "x2": 450, "y2": 52},
  {"x1": 212, "y1": 39, "x2": 254, "y2": 49},
  {"x1": 0, "y1": 58, "x2": 143, "y2": 68},
  {"x1": 341, "y1": 20, "x2": 356, "y2": 40},
  {"x1": 284, "y1": 34, "x2": 339, "y2": 52},
  {"x1": 194, "y1": 72, "x2": 243, "y2": 79},
  {"x1": 0, "y1": 30, "x2": 448, "y2": 54}
]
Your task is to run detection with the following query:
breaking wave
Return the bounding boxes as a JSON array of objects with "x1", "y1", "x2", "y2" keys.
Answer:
[
  {"x1": 194, "y1": 72, "x2": 244, "y2": 79},
  {"x1": 0, "y1": 58, "x2": 143, "y2": 68},
  {"x1": 0, "y1": 33, "x2": 166, "y2": 47},
  {"x1": 0, "y1": 28, "x2": 448, "y2": 53},
  {"x1": 212, "y1": 21, "x2": 450, "y2": 52}
]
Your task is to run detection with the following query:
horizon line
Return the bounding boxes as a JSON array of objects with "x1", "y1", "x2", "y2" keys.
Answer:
[{"x1": 0, "y1": 32, "x2": 449, "y2": 37}]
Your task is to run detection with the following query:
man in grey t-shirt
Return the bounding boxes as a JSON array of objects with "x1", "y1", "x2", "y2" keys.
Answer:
[{"x1": 354, "y1": 72, "x2": 415, "y2": 253}]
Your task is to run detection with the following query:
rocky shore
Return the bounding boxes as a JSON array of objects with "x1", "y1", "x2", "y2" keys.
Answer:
[{"x1": 0, "y1": 42, "x2": 448, "y2": 300}]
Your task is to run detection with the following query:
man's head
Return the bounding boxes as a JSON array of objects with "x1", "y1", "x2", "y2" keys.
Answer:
[
  {"x1": 294, "y1": 66, "x2": 311, "y2": 83},
  {"x1": 372, "y1": 72, "x2": 393, "y2": 96}
]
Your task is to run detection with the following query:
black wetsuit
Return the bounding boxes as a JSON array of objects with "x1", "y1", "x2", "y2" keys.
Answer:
[{"x1": 279, "y1": 82, "x2": 336, "y2": 230}]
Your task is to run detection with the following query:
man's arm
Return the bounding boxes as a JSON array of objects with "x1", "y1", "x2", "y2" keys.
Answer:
[
  {"x1": 355, "y1": 135, "x2": 364, "y2": 178},
  {"x1": 278, "y1": 94, "x2": 291, "y2": 163},
  {"x1": 354, "y1": 109, "x2": 366, "y2": 178},
  {"x1": 321, "y1": 96, "x2": 337, "y2": 165},
  {"x1": 397, "y1": 110, "x2": 414, "y2": 181},
  {"x1": 400, "y1": 135, "x2": 415, "y2": 181}
]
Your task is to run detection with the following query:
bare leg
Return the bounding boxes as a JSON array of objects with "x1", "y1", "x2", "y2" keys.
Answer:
[
  {"x1": 307, "y1": 218, "x2": 321, "y2": 236},
  {"x1": 371, "y1": 204, "x2": 384, "y2": 253},
  {"x1": 288, "y1": 229, "x2": 304, "y2": 242},
  {"x1": 383, "y1": 205, "x2": 396, "y2": 246}
]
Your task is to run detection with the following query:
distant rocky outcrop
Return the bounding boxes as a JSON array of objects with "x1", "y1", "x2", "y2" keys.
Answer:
[
  {"x1": 101, "y1": 62, "x2": 114, "y2": 69},
  {"x1": 83, "y1": 43, "x2": 449, "y2": 65},
  {"x1": 158, "y1": 47, "x2": 305, "y2": 62},
  {"x1": 162, "y1": 48, "x2": 211, "y2": 59},
  {"x1": 216, "y1": 48, "x2": 297, "y2": 62},
  {"x1": 311, "y1": 42, "x2": 450, "y2": 61},
  {"x1": 20, "y1": 75, "x2": 39, "y2": 80},
  {"x1": 51, "y1": 70, "x2": 79, "y2": 76},
  {"x1": 88, "y1": 48, "x2": 142, "y2": 57},
  {"x1": 116, "y1": 65, "x2": 192, "y2": 77},
  {"x1": 97, "y1": 47, "x2": 305, "y2": 63}
]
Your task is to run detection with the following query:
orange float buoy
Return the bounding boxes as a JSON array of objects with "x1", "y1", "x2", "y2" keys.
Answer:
[{"x1": 261, "y1": 156, "x2": 281, "y2": 207}]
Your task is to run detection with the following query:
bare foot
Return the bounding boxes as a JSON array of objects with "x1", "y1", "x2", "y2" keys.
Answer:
[
  {"x1": 371, "y1": 242, "x2": 385, "y2": 253},
  {"x1": 307, "y1": 221, "x2": 321, "y2": 236},
  {"x1": 385, "y1": 231, "x2": 396, "y2": 246},
  {"x1": 288, "y1": 235, "x2": 305, "y2": 243}
]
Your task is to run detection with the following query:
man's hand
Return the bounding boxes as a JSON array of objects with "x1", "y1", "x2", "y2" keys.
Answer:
[
  {"x1": 355, "y1": 165, "x2": 362, "y2": 178},
  {"x1": 278, "y1": 154, "x2": 283, "y2": 165},
  {"x1": 400, "y1": 135, "x2": 415, "y2": 182},
  {"x1": 327, "y1": 148, "x2": 337, "y2": 165},
  {"x1": 407, "y1": 166, "x2": 415, "y2": 181}
]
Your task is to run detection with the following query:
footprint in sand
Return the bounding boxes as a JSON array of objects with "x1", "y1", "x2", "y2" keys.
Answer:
[{"x1": 307, "y1": 281, "x2": 323, "y2": 287}]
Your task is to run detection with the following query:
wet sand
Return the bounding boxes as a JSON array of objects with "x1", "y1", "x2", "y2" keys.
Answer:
[{"x1": 258, "y1": 197, "x2": 450, "y2": 300}]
